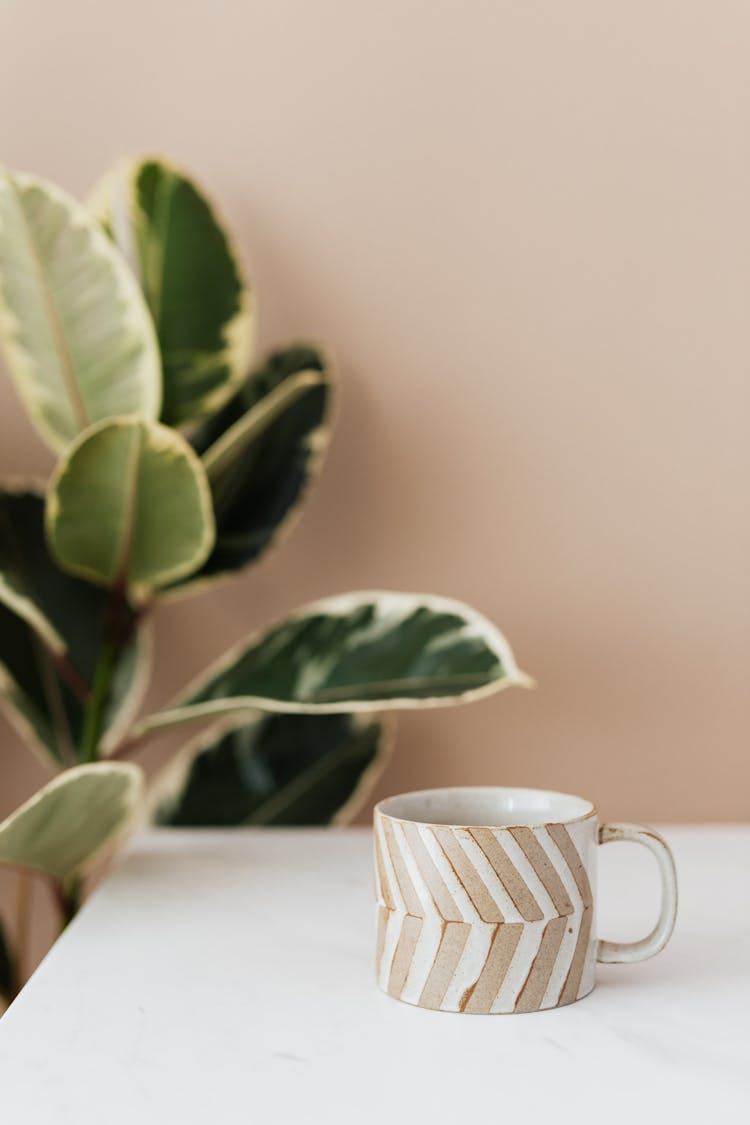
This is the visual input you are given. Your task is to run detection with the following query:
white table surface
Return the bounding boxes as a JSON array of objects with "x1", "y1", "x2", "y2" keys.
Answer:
[{"x1": 0, "y1": 827, "x2": 747, "y2": 1122}]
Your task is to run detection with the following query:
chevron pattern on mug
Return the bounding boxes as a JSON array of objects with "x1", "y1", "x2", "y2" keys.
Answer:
[{"x1": 374, "y1": 789, "x2": 599, "y2": 1014}]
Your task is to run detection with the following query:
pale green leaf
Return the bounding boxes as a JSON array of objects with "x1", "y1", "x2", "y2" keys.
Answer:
[
  {"x1": 89, "y1": 156, "x2": 253, "y2": 427},
  {"x1": 46, "y1": 418, "x2": 215, "y2": 594},
  {"x1": 0, "y1": 169, "x2": 161, "y2": 453},
  {"x1": 135, "y1": 592, "x2": 531, "y2": 738},
  {"x1": 0, "y1": 763, "x2": 143, "y2": 882}
]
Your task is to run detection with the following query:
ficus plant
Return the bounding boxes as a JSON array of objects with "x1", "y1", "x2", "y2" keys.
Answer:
[{"x1": 0, "y1": 157, "x2": 530, "y2": 1006}]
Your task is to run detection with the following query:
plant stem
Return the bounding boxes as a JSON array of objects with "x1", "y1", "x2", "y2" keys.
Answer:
[
  {"x1": 5, "y1": 869, "x2": 33, "y2": 1000},
  {"x1": 63, "y1": 875, "x2": 82, "y2": 928},
  {"x1": 78, "y1": 637, "x2": 119, "y2": 762},
  {"x1": 108, "y1": 726, "x2": 157, "y2": 761},
  {"x1": 54, "y1": 874, "x2": 82, "y2": 932},
  {"x1": 77, "y1": 582, "x2": 137, "y2": 762},
  {"x1": 14, "y1": 870, "x2": 30, "y2": 985},
  {"x1": 51, "y1": 651, "x2": 90, "y2": 704}
]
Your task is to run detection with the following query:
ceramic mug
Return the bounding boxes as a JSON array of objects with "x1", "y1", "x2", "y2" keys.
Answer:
[{"x1": 373, "y1": 786, "x2": 678, "y2": 1014}]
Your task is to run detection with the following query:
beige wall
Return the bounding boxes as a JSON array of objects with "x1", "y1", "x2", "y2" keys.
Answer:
[{"x1": 0, "y1": 0, "x2": 747, "y2": 829}]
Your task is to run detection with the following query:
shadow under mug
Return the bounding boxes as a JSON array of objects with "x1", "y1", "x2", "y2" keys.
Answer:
[{"x1": 374, "y1": 786, "x2": 678, "y2": 1014}]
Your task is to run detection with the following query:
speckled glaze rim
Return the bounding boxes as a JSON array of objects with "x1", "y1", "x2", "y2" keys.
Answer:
[{"x1": 375, "y1": 786, "x2": 596, "y2": 831}]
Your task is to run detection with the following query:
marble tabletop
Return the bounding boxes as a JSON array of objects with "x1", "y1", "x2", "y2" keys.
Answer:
[{"x1": 0, "y1": 826, "x2": 747, "y2": 1122}]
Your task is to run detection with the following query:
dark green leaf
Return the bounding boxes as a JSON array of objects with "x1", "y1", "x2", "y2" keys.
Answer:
[
  {"x1": 152, "y1": 712, "x2": 389, "y2": 827},
  {"x1": 169, "y1": 345, "x2": 331, "y2": 593},
  {"x1": 90, "y1": 157, "x2": 253, "y2": 427}
]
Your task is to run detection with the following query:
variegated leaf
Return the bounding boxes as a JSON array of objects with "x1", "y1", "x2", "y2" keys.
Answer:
[
  {"x1": 150, "y1": 711, "x2": 391, "y2": 827},
  {"x1": 46, "y1": 418, "x2": 215, "y2": 595},
  {"x1": 89, "y1": 156, "x2": 253, "y2": 427},
  {"x1": 0, "y1": 763, "x2": 142, "y2": 882},
  {"x1": 166, "y1": 345, "x2": 332, "y2": 596},
  {"x1": 135, "y1": 592, "x2": 531, "y2": 739},
  {"x1": 0, "y1": 169, "x2": 161, "y2": 453},
  {"x1": 0, "y1": 487, "x2": 151, "y2": 763}
]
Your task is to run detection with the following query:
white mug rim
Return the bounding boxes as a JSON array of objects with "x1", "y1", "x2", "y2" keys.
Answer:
[{"x1": 375, "y1": 785, "x2": 596, "y2": 830}]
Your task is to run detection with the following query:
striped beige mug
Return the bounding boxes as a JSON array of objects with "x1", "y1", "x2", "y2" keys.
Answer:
[{"x1": 374, "y1": 786, "x2": 678, "y2": 1014}]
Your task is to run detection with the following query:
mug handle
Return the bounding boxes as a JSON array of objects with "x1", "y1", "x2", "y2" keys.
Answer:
[{"x1": 597, "y1": 822, "x2": 678, "y2": 964}]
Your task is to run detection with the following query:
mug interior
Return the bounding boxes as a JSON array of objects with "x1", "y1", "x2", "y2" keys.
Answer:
[{"x1": 376, "y1": 786, "x2": 594, "y2": 828}]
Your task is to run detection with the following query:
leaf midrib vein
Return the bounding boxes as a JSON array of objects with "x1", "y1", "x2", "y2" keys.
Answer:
[
  {"x1": 303, "y1": 671, "x2": 502, "y2": 703},
  {"x1": 11, "y1": 178, "x2": 89, "y2": 432},
  {"x1": 114, "y1": 424, "x2": 142, "y2": 584}
]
